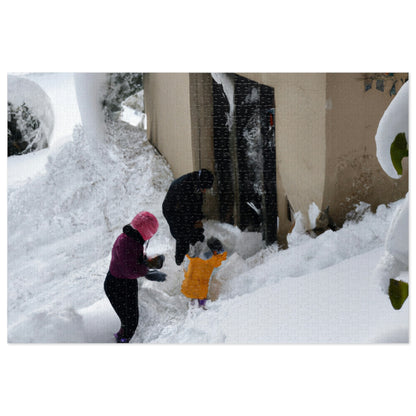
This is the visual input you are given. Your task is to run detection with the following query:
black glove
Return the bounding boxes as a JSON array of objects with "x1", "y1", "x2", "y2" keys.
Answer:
[
  {"x1": 145, "y1": 270, "x2": 167, "y2": 282},
  {"x1": 190, "y1": 228, "x2": 205, "y2": 245},
  {"x1": 144, "y1": 254, "x2": 165, "y2": 269}
]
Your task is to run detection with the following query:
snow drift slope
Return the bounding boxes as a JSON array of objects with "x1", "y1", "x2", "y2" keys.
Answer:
[
  {"x1": 7, "y1": 120, "x2": 173, "y2": 341},
  {"x1": 152, "y1": 247, "x2": 408, "y2": 344}
]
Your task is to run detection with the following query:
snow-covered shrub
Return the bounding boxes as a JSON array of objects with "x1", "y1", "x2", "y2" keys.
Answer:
[
  {"x1": 8, "y1": 102, "x2": 42, "y2": 155},
  {"x1": 375, "y1": 81, "x2": 409, "y2": 179},
  {"x1": 7, "y1": 75, "x2": 54, "y2": 156},
  {"x1": 374, "y1": 81, "x2": 409, "y2": 310},
  {"x1": 103, "y1": 73, "x2": 143, "y2": 120}
]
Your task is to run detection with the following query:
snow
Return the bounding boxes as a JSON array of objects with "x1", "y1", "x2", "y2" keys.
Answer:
[
  {"x1": 308, "y1": 201, "x2": 321, "y2": 228},
  {"x1": 212, "y1": 72, "x2": 235, "y2": 129},
  {"x1": 120, "y1": 89, "x2": 147, "y2": 129},
  {"x1": 7, "y1": 147, "x2": 50, "y2": 188},
  {"x1": 120, "y1": 104, "x2": 147, "y2": 129},
  {"x1": 384, "y1": 193, "x2": 409, "y2": 266},
  {"x1": 154, "y1": 246, "x2": 409, "y2": 343},
  {"x1": 74, "y1": 73, "x2": 108, "y2": 146}
]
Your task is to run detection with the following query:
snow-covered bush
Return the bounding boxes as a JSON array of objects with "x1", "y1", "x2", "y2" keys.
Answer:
[
  {"x1": 103, "y1": 73, "x2": 143, "y2": 119},
  {"x1": 375, "y1": 81, "x2": 409, "y2": 178},
  {"x1": 8, "y1": 102, "x2": 41, "y2": 155},
  {"x1": 7, "y1": 75, "x2": 54, "y2": 156},
  {"x1": 374, "y1": 81, "x2": 409, "y2": 310}
]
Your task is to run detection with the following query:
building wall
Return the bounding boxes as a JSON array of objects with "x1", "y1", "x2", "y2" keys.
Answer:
[
  {"x1": 240, "y1": 72, "x2": 409, "y2": 230},
  {"x1": 274, "y1": 73, "x2": 327, "y2": 231},
  {"x1": 323, "y1": 73, "x2": 409, "y2": 225},
  {"x1": 145, "y1": 72, "x2": 329, "y2": 240},
  {"x1": 143, "y1": 73, "x2": 195, "y2": 178},
  {"x1": 239, "y1": 73, "x2": 327, "y2": 233},
  {"x1": 189, "y1": 73, "x2": 218, "y2": 218},
  {"x1": 144, "y1": 72, "x2": 408, "y2": 242}
]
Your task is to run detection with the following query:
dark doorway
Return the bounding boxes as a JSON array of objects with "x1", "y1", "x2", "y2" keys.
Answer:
[{"x1": 212, "y1": 74, "x2": 278, "y2": 244}]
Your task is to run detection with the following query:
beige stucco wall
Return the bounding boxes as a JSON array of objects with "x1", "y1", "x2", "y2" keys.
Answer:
[
  {"x1": 323, "y1": 73, "x2": 408, "y2": 225},
  {"x1": 189, "y1": 73, "x2": 218, "y2": 218},
  {"x1": 143, "y1": 73, "x2": 195, "y2": 178},
  {"x1": 189, "y1": 73, "x2": 216, "y2": 173},
  {"x1": 144, "y1": 73, "x2": 219, "y2": 218},
  {"x1": 239, "y1": 73, "x2": 327, "y2": 232},
  {"x1": 274, "y1": 74, "x2": 327, "y2": 230}
]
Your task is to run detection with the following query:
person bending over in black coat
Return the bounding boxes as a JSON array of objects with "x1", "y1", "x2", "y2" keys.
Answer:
[{"x1": 162, "y1": 169, "x2": 214, "y2": 265}]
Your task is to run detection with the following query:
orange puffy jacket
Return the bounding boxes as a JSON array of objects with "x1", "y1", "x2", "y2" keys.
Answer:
[{"x1": 181, "y1": 252, "x2": 227, "y2": 299}]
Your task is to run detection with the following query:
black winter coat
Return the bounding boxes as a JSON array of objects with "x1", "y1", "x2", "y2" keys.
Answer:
[{"x1": 162, "y1": 171, "x2": 204, "y2": 239}]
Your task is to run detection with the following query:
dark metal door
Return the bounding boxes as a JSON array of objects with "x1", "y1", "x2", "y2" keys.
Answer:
[{"x1": 212, "y1": 74, "x2": 278, "y2": 244}]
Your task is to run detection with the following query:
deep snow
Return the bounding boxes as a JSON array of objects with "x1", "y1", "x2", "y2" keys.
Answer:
[{"x1": 7, "y1": 73, "x2": 409, "y2": 345}]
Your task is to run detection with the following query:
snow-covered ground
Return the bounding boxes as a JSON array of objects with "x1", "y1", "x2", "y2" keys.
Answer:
[{"x1": 5, "y1": 73, "x2": 413, "y2": 415}]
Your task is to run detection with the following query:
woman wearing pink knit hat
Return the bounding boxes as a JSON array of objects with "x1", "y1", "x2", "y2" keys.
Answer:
[{"x1": 104, "y1": 211, "x2": 166, "y2": 343}]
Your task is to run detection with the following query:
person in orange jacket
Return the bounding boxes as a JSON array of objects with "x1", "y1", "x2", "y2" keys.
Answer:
[{"x1": 181, "y1": 237, "x2": 227, "y2": 309}]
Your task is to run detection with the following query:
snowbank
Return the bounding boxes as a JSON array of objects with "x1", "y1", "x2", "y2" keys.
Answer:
[{"x1": 154, "y1": 247, "x2": 407, "y2": 344}]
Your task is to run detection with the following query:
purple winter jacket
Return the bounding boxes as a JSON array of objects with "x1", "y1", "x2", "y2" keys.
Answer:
[{"x1": 109, "y1": 226, "x2": 149, "y2": 279}]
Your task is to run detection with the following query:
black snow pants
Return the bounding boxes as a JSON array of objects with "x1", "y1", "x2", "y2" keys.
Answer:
[
  {"x1": 104, "y1": 272, "x2": 139, "y2": 342},
  {"x1": 174, "y1": 228, "x2": 204, "y2": 266}
]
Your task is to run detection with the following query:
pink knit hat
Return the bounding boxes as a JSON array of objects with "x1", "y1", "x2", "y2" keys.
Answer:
[{"x1": 131, "y1": 211, "x2": 159, "y2": 241}]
